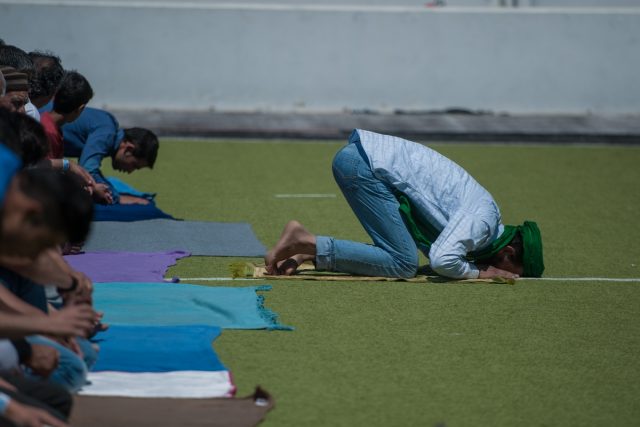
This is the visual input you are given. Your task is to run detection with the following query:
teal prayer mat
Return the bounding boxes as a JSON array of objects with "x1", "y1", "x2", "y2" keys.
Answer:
[{"x1": 93, "y1": 282, "x2": 292, "y2": 331}]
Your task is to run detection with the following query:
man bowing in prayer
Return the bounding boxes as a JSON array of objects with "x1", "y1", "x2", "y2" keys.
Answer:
[{"x1": 265, "y1": 129, "x2": 544, "y2": 280}]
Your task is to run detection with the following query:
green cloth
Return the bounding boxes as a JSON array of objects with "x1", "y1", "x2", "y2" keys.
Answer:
[
  {"x1": 397, "y1": 195, "x2": 544, "y2": 277},
  {"x1": 470, "y1": 225, "x2": 518, "y2": 261},
  {"x1": 397, "y1": 194, "x2": 440, "y2": 247},
  {"x1": 520, "y1": 221, "x2": 544, "y2": 277}
]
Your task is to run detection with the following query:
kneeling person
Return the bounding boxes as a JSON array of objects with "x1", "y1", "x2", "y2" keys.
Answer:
[
  {"x1": 266, "y1": 129, "x2": 544, "y2": 280},
  {"x1": 62, "y1": 107, "x2": 159, "y2": 204}
]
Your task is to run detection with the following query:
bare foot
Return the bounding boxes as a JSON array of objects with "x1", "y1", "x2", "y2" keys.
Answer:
[{"x1": 265, "y1": 221, "x2": 316, "y2": 274}]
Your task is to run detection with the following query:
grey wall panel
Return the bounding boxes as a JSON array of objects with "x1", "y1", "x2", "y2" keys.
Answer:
[{"x1": 1, "y1": 2, "x2": 639, "y2": 113}]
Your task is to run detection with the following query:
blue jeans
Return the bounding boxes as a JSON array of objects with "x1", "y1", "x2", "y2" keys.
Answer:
[
  {"x1": 25, "y1": 336, "x2": 96, "y2": 393},
  {"x1": 315, "y1": 142, "x2": 419, "y2": 278}
]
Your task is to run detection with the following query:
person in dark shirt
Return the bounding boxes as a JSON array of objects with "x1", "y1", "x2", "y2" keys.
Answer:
[{"x1": 62, "y1": 107, "x2": 159, "y2": 204}]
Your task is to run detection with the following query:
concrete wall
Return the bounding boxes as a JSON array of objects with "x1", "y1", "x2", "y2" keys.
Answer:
[{"x1": 1, "y1": 1, "x2": 639, "y2": 114}]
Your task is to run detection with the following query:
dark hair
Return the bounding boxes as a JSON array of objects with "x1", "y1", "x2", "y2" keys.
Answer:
[
  {"x1": 123, "y1": 127, "x2": 159, "y2": 168},
  {"x1": 53, "y1": 71, "x2": 93, "y2": 114},
  {"x1": 17, "y1": 168, "x2": 93, "y2": 243},
  {"x1": 0, "y1": 45, "x2": 35, "y2": 79},
  {"x1": 489, "y1": 230, "x2": 524, "y2": 266},
  {"x1": 7, "y1": 112, "x2": 49, "y2": 166},
  {"x1": 28, "y1": 51, "x2": 64, "y2": 102}
]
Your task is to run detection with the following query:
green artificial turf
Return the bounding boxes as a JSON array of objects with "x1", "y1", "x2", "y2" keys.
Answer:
[{"x1": 101, "y1": 139, "x2": 640, "y2": 426}]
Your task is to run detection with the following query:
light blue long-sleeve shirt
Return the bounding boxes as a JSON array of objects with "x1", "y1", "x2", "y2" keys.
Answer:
[
  {"x1": 62, "y1": 107, "x2": 125, "y2": 202},
  {"x1": 356, "y1": 129, "x2": 504, "y2": 279}
]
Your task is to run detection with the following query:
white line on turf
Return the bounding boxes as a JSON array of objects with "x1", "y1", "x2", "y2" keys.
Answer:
[
  {"x1": 166, "y1": 278, "x2": 252, "y2": 282},
  {"x1": 274, "y1": 194, "x2": 336, "y2": 198},
  {"x1": 518, "y1": 277, "x2": 640, "y2": 282},
  {"x1": 174, "y1": 277, "x2": 640, "y2": 282}
]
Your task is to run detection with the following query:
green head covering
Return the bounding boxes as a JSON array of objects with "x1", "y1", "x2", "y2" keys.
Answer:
[
  {"x1": 520, "y1": 221, "x2": 544, "y2": 277},
  {"x1": 469, "y1": 225, "x2": 518, "y2": 261},
  {"x1": 471, "y1": 221, "x2": 544, "y2": 277}
]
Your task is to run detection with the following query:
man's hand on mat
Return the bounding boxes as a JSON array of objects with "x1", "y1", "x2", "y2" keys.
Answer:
[
  {"x1": 25, "y1": 344, "x2": 59, "y2": 378},
  {"x1": 119, "y1": 195, "x2": 150, "y2": 205},
  {"x1": 68, "y1": 162, "x2": 95, "y2": 195},
  {"x1": 4, "y1": 399, "x2": 69, "y2": 427},
  {"x1": 93, "y1": 183, "x2": 113, "y2": 204},
  {"x1": 45, "y1": 304, "x2": 96, "y2": 338},
  {"x1": 477, "y1": 265, "x2": 519, "y2": 280}
]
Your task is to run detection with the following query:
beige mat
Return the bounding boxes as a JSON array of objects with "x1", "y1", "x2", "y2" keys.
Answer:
[
  {"x1": 71, "y1": 387, "x2": 274, "y2": 427},
  {"x1": 231, "y1": 262, "x2": 516, "y2": 285}
]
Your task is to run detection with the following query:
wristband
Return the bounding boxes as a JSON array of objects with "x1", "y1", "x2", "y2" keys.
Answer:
[
  {"x1": 62, "y1": 158, "x2": 70, "y2": 171},
  {"x1": 58, "y1": 276, "x2": 79, "y2": 293},
  {"x1": 0, "y1": 393, "x2": 10, "y2": 415}
]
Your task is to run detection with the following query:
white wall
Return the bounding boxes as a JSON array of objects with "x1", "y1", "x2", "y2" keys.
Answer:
[{"x1": 1, "y1": 1, "x2": 639, "y2": 114}]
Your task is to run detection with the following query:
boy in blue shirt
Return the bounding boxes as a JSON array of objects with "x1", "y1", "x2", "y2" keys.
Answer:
[{"x1": 62, "y1": 107, "x2": 159, "y2": 204}]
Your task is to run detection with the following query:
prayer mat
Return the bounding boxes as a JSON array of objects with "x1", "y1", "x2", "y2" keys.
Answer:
[
  {"x1": 107, "y1": 176, "x2": 155, "y2": 200},
  {"x1": 93, "y1": 282, "x2": 293, "y2": 330},
  {"x1": 232, "y1": 262, "x2": 516, "y2": 285},
  {"x1": 64, "y1": 250, "x2": 189, "y2": 283},
  {"x1": 72, "y1": 387, "x2": 274, "y2": 427},
  {"x1": 92, "y1": 201, "x2": 175, "y2": 222},
  {"x1": 84, "y1": 219, "x2": 266, "y2": 256},
  {"x1": 92, "y1": 325, "x2": 226, "y2": 372},
  {"x1": 81, "y1": 325, "x2": 235, "y2": 398}
]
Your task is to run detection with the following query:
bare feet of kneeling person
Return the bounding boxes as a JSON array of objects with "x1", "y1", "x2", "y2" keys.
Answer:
[{"x1": 265, "y1": 221, "x2": 317, "y2": 275}]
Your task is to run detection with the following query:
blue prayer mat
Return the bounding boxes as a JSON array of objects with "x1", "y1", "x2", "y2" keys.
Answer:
[
  {"x1": 92, "y1": 324, "x2": 226, "y2": 372},
  {"x1": 92, "y1": 202, "x2": 175, "y2": 222},
  {"x1": 107, "y1": 177, "x2": 155, "y2": 200},
  {"x1": 92, "y1": 177, "x2": 173, "y2": 221}
]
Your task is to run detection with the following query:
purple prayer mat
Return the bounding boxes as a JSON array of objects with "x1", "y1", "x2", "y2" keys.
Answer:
[{"x1": 64, "y1": 251, "x2": 190, "y2": 283}]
